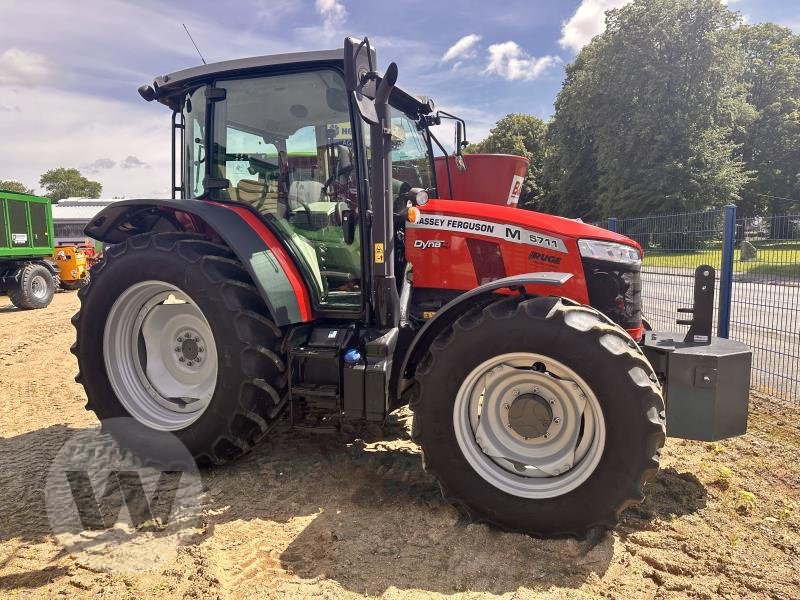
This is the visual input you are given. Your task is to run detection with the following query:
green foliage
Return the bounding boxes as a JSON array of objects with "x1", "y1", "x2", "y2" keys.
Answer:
[
  {"x1": 735, "y1": 23, "x2": 800, "y2": 219},
  {"x1": 465, "y1": 114, "x2": 548, "y2": 209},
  {"x1": 38, "y1": 168, "x2": 102, "y2": 202},
  {"x1": 543, "y1": 0, "x2": 753, "y2": 219},
  {"x1": 0, "y1": 180, "x2": 34, "y2": 195}
]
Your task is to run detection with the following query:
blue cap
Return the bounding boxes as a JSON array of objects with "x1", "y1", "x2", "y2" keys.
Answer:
[{"x1": 343, "y1": 348, "x2": 362, "y2": 365}]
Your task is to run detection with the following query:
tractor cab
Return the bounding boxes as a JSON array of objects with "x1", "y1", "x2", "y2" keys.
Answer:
[{"x1": 147, "y1": 46, "x2": 441, "y2": 319}]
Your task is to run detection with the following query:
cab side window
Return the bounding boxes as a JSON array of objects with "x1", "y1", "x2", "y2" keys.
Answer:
[{"x1": 210, "y1": 70, "x2": 362, "y2": 309}]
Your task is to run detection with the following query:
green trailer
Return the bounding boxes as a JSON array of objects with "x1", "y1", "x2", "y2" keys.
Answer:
[{"x1": 0, "y1": 189, "x2": 58, "y2": 309}]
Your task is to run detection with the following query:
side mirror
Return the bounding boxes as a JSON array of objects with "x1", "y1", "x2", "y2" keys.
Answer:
[
  {"x1": 344, "y1": 37, "x2": 379, "y2": 125},
  {"x1": 454, "y1": 121, "x2": 467, "y2": 172},
  {"x1": 341, "y1": 206, "x2": 357, "y2": 245}
]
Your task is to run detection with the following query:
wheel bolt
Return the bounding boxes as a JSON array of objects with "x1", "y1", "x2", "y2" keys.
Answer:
[
  {"x1": 554, "y1": 417, "x2": 561, "y2": 424},
  {"x1": 179, "y1": 357, "x2": 185, "y2": 362},
  {"x1": 187, "y1": 361, "x2": 194, "y2": 366},
  {"x1": 177, "y1": 337, "x2": 183, "y2": 342},
  {"x1": 533, "y1": 386, "x2": 539, "y2": 393},
  {"x1": 544, "y1": 432, "x2": 550, "y2": 439},
  {"x1": 175, "y1": 347, "x2": 181, "y2": 352},
  {"x1": 198, "y1": 347, "x2": 204, "y2": 353},
  {"x1": 512, "y1": 388, "x2": 519, "y2": 396},
  {"x1": 503, "y1": 403, "x2": 510, "y2": 410},
  {"x1": 196, "y1": 357, "x2": 201, "y2": 363},
  {"x1": 549, "y1": 399, "x2": 555, "y2": 406}
]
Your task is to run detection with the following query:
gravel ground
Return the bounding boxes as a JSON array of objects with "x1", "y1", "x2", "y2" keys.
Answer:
[{"x1": 0, "y1": 291, "x2": 798, "y2": 599}]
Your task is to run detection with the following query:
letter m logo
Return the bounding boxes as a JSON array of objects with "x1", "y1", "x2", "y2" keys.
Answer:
[{"x1": 505, "y1": 227, "x2": 521, "y2": 240}]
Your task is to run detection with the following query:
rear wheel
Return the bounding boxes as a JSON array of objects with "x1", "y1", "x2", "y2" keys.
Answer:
[
  {"x1": 9, "y1": 262, "x2": 56, "y2": 309},
  {"x1": 411, "y1": 295, "x2": 666, "y2": 537},
  {"x1": 72, "y1": 233, "x2": 289, "y2": 464}
]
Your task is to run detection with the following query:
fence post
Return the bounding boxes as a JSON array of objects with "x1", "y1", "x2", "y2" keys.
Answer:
[
  {"x1": 608, "y1": 217, "x2": 618, "y2": 233},
  {"x1": 717, "y1": 204, "x2": 736, "y2": 338}
]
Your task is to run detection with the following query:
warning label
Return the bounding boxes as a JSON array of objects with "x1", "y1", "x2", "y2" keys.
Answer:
[{"x1": 507, "y1": 175, "x2": 524, "y2": 205}]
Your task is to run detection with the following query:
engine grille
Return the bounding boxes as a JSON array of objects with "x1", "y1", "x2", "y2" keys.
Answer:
[{"x1": 581, "y1": 258, "x2": 642, "y2": 330}]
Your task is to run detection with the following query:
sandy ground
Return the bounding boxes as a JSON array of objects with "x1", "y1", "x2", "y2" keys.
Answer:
[{"x1": 0, "y1": 291, "x2": 798, "y2": 599}]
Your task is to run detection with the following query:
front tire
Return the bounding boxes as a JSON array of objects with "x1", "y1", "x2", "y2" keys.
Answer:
[
  {"x1": 72, "y1": 233, "x2": 289, "y2": 464},
  {"x1": 411, "y1": 296, "x2": 666, "y2": 537}
]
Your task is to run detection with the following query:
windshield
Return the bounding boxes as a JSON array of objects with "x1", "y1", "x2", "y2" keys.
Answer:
[{"x1": 362, "y1": 111, "x2": 435, "y2": 206}]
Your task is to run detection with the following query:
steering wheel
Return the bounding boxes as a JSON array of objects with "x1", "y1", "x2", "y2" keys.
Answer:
[{"x1": 323, "y1": 164, "x2": 355, "y2": 197}]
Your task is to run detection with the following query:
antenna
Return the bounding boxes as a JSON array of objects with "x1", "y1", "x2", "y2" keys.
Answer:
[{"x1": 182, "y1": 23, "x2": 207, "y2": 65}]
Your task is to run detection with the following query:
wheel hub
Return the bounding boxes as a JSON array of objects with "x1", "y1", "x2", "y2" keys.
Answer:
[
  {"x1": 454, "y1": 352, "x2": 606, "y2": 499},
  {"x1": 175, "y1": 331, "x2": 204, "y2": 366},
  {"x1": 104, "y1": 281, "x2": 218, "y2": 431},
  {"x1": 507, "y1": 393, "x2": 553, "y2": 439}
]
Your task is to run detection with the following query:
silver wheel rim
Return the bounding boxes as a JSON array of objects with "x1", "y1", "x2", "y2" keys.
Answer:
[
  {"x1": 453, "y1": 352, "x2": 606, "y2": 499},
  {"x1": 31, "y1": 275, "x2": 48, "y2": 299},
  {"x1": 103, "y1": 280, "x2": 218, "y2": 431}
]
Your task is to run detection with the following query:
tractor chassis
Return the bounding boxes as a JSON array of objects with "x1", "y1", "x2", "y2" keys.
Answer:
[{"x1": 286, "y1": 266, "x2": 751, "y2": 443}]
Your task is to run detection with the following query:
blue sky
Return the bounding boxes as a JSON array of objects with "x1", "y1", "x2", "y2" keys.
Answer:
[{"x1": 1, "y1": 0, "x2": 798, "y2": 198}]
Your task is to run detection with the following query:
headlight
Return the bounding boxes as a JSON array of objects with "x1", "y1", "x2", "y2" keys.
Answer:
[{"x1": 578, "y1": 239, "x2": 641, "y2": 266}]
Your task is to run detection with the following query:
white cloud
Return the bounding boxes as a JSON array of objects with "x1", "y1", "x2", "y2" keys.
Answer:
[
  {"x1": 485, "y1": 42, "x2": 561, "y2": 81},
  {"x1": 315, "y1": 0, "x2": 346, "y2": 28},
  {"x1": 0, "y1": 48, "x2": 52, "y2": 87},
  {"x1": 442, "y1": 34, "x2": 482, "y2": 62},
  {"x1": 559, "y1": 0, "x2": 631, "y2": 53},
  {"x1": 0, "y1": 86, "x2": 170, "y2": 198}
]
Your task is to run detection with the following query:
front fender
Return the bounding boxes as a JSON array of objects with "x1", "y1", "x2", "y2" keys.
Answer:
[
  {"x1": 85, "y1": 198, "x2": 312, "y2": 326},
  {"x1": 398, "y1": 272, "x2": 573, "y2": 385}
]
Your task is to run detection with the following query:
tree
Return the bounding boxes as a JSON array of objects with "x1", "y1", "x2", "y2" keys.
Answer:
[
  {"x1": 465, "y1": 114, "x2": 549, "y2": 209},
  {"x1": 544, "y1": 0, "x2": 752, "y2": 219},
  {"x1": 39, "y1": 168, "x2": 102, "y2": 202},
  {"x1": 0, "y1": 180, "x2": 34, "y2": 194},
  {"x1": 735, "y1": 23, "x2": 800, "y2": 223}
]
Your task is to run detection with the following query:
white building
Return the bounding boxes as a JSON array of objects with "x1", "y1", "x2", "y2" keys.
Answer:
[{"x1": 51, "y1": 198, "x2": 125, "y2": 245}]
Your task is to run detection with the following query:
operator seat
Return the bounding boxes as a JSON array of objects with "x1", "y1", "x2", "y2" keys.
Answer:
[
  {"x1": 236, "y1": 178, "x2": 284, "y2": 217},
  {"x1": 288, "y1": 180, "x2": 325, "y2": 210}
]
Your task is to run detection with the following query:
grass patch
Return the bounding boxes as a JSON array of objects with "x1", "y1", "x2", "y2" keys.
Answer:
[{"x1": 642, "y1": 242, "x2": 800, "y2": 277}]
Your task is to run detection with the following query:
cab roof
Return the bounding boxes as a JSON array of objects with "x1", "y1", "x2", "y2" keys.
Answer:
[{"x1": 149, "y1": 48, "x2": 432, "y2": 116}]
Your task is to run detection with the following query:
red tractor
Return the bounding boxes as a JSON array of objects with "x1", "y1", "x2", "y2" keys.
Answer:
[{"x1": 73, "y1": 38, "x2": 751, "y2": 537}]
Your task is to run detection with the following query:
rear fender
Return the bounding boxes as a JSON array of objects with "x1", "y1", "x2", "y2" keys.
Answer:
[
  {"x1": 398, "y1": 272, "x2": 573, "y2": 389},
  {"x1": 84, "y1": 199, "x2": 313, "y2": 326}
]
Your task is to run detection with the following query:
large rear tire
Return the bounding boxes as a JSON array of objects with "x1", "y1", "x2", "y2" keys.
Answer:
[
  {"x1": 410, "y1": 295, "x2": 666, "y2": 537},
  {"x1": 9, "y1": 262, "x2": 56, "y2": 309},
  {"x1": 72, "y1": 233, "x2": 289, "y2": 465}
]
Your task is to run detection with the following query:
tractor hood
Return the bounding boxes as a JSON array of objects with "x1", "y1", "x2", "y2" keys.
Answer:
[{"x1": 417, "y1": 199, "x2": 641, "y2": 252}]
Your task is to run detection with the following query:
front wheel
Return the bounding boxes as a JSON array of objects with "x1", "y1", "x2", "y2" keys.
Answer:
[{"x1": 411, "y1": 296, "x2": 666, "y2": 537}]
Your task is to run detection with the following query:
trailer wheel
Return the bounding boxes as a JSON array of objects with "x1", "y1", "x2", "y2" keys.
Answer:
[
  {"x1": 60, "y1": 272, "x2": 90, "y2": 291},
  {"x1": 410, "y1": 295, "x2": 666, "y2": 537},
  {"x1": 9, "y1": 262, "x2": 56, "y2": 309},
  {"x1": 71, "y1": 232, "x2": 289, "y2": 465}
]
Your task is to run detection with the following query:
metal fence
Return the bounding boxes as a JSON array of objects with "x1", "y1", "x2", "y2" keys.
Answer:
[{"x1": 595, "y1": 206, "x2": 800, "y2": 403}]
